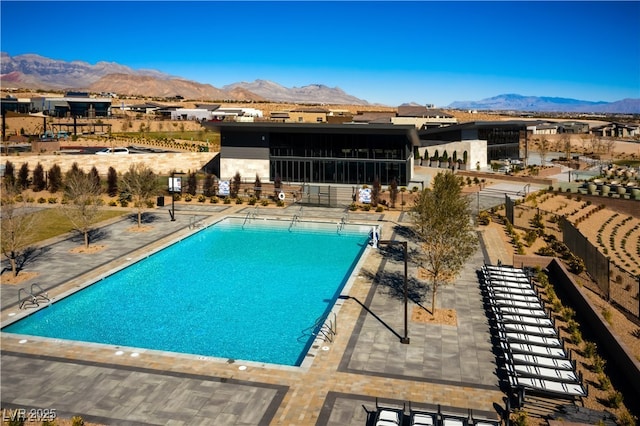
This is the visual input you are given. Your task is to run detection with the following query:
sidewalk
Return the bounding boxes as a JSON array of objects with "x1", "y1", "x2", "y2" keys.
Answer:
[{"x1": 1, "y1": 204, "x2": 506, "y2": 425}]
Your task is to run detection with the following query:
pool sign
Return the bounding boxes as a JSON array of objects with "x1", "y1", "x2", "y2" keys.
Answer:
[
  {"x1": 359, "y1": 188, "x2": 371, "y2": 204},
  {"x1": 168, "y1": 177, "x2": 182, "y2": 192},
  {"x1": 219, "y1": 180, "x2": 230, "y2": 196}
]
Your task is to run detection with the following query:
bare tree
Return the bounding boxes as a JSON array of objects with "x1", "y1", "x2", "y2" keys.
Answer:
[
  {"x1": 1, "y1": 182, "x2": 36, "y2": 276},
  {"x1": 121, "y1": 163, "x2": 160, "y2": 227},
  {"x1": 537, "y1": 138, "x2": 551, "y2": 166},
  {"x1": 603, "y1": 138, "x2": 616, "y2": 159},
  {"x1": 63, "y1": 168, "x2": 102, "y2": 248},
  {"x1": 411, "y1": 171, "x2": 477, "y2": 313}
]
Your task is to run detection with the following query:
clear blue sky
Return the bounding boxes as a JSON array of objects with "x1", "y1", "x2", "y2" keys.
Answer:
[{"x1": 2, "y1": 1, "x2": 639, "y2": 107}]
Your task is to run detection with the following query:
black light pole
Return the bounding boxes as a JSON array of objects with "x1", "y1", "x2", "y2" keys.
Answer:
[
  {"x1": 169, "y1": 171, "x2": 185, "y2": 221},
  {"x1": 378, "y1": 239, "x2": 410, "y2": 344}
]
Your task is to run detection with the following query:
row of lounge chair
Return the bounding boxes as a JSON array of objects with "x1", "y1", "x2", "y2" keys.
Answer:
[
  {"x1": 371, "y1": 399, "x2": 501, "y2": 426},
  {"x1": 480, "y1": 264, "x2": 588, "y2": 408}
]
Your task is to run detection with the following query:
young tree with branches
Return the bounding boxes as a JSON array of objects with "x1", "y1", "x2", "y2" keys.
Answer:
[
  {"x1": 1, "y1": 181, "x2": 37, "y2": 276},
  {"x1": 231, "y1": 171, "x2": 241, "y2": 198},
  {"x1": 121, "y1": 163, "x2": 160, "y2": 227},
  {"x1": 63, "y1": 167, "x2": 102, "y2": 248},
  {"x1": 411, "y1": 171, "x2": 477, "y2": 313},
  {"x1": 389, "y1": 177, "x2": 398, "y2": 209}
]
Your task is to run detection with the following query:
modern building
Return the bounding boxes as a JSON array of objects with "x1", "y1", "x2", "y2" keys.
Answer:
[
  {"x1": 201, "y1": 121, "x2": 419, "y2": 186},
  {"x1": 418, "y1": 121, "x2": 529, "y2": 165}
]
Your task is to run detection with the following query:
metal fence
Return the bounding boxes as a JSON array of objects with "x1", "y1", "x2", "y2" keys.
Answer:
[{"x1": 509, "y1": 203, "x2": 639, "y2": 318}]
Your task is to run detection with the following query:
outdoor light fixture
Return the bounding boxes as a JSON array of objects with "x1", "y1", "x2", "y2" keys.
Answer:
[
  {"x1": 169, "y1": 171, "x2": 185, "y2": 221},
  {"x1": 378, "y1": 239, "x2": 410, "y2": 344}
]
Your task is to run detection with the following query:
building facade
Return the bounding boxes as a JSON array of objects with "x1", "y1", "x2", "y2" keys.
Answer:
[{"x1": 202, "y1": 122, "x2": 419, "y2": 186}]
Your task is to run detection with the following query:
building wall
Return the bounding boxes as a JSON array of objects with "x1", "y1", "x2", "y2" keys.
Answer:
[
  {"x1": 288, "y1": 111, "x2": 327, "y2": 123},
  {"x1": 418, "y1": 140, "x2": 487, "y2": 169},
  {"x1": 221, "y1": 158, "x2": 270, "y2": 181}
]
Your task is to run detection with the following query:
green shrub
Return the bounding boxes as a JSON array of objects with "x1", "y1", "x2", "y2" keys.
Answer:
[
  {"x1": 120, "y1": 200, "x2": 129, "y2": 207},
  {"x1": 376, "y1": 206, "x2": 384, "y2": 212},
  {"x1": 260, "y1": 199, "x2": 270, "y2": 206},
  {"x1": 561, "y1": 307, "x2": 575, "y2": 322},
  {"x1": 184, "y1": 194, "x2": 192, "y2": 202},
  {"x1": 235, "y1": 197, "x2": 243, "y2": 204},
  {"x1": 598, "y1": 373, "x2": 611, "y2": 390},
  {"x1": 198, "y1": 194, "x2": 206, "y2": 203},
  {"x1": 248, "y1": 197, "x2": 257, "y2": 205},
  {"x1": 592, "y1": 355, "x2": 606, "y2": 374},
  {"x1": 583, "y1": 341, "x2": 597, "y2": 359},
  {"x1": 210, "y1": 196, "x2": 219, "y2": 204},
  {"x1": 145, "y1": 200, "x2": 155, "y2": 208},
  {"x1": 602, "y1": 307, "x2": 613, "y2": 325},
  {"x1": 47, "y1": 197, "x2": 58, "y2": 204},
  {"x1": 108, "y1": 200, "x2": 117, "y2": 206},
  {"x1": 617, "y1": 409, "x2": 638, "y2": 426},
  {"x1": 477, "y1": 211, "x2": 491, "y2": 225},
  {"x1": 511, "y1": 410, "x2": 528, "y2": 426},
  {"x1": 71, "y1": 416, "x2": 85, "y2": 426},
  {"x1": 570, "y1": 328, "x2": 583, "y2": 344},
  {"x1": 223, "y1": 197, "x2": 231, "y2": 204},
  {"x1": 607, "y1": 390, "x2": 623, "y2": 408}
]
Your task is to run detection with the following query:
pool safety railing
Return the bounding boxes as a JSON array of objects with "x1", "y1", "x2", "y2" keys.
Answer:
[
  {"x1": 298, "y1": 312, "x2": 337, "y2": 343},
  {"x1": 337, "y1": 212, "x2": 349, "y2": 232},
  {"x1": 189, "y1": 216, "x2": 204, "y2": 229},
  {"x1": 289, "y1": 214, "x2": 301, "y2": 230},
  {"x1": 18, "y1": 283, "x2": 50, "y2": 309},
  {"x1": 242, "y1": 207, "x2": 259, "y2": 229}
]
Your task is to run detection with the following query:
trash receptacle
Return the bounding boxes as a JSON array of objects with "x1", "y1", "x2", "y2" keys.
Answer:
[{"x1": 157, "y1": 196, "x2": 165, "y2": 207}]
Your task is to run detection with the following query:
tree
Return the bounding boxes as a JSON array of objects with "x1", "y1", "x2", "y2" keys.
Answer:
[
  {"x1": 47, "y1": 164, "x2": 62, "y2": 193},
  {"x1": 89, "y1": 166, "x2": 101, "y2": 191},
  {"x1": 18, "y1": 163, "x2": 30, "y2": 190},
  {"x1": 121, "y1": 163, "x2": 160, "y2": 227},
  {"x1": 107, "y1": 166, "x2": 118, "y2": 197},
  {"x1": 411, "y1": 171, "x2": 477, "y2": 313},
  {"x1": 389, "y1": 177, "x2": 399, "y2": 209},
  {"x1": 32, "y1": 163, "x2": 45, "y2": 191},
  {"x1": 203, "y1": 173, "x2": 215, "y2": 197},
  {"x1": 63, "y1": 167, "x2": 102, "y2": 248},
  {"x1": 537, "y1": 138, "x2": 551, "y2": 166},
  {"x1": 3, "y1": 160, "x2": 15, "y2": 188},
  {"x1": 1, "y1": 181, "x2": 36, "y2": 276},
  {"x1": 187, "y1": 172, "x2": 197, "y2": 196},
  {"x1": 231, "y1": 171, "x2": 241, "y2": 198},
  {"x1": 254, "y1": 174, "x2": 262, "y2": 199},
  {"x1": 371, "y1": 177, "x2": 381, "y2": 207}
]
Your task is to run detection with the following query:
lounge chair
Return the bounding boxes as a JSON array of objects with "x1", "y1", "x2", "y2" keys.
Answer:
[
  {"x1": 509, "y1": 352, "x2": 575, "y2": 370},
  {"x1": 487, "y1": 286, "x2": 538, "y2": 297},
  {"x1": 408, "y1": 403, "x2": 436, "y2": 426},
  {"x1": 375, "y1": 398, "x2": 404, "y2": 426},
  {"x1": 468, "y1": 409, "x2": 501, "y2": 426},
  {"x1": 488, "y1": 291, "x2": 541, "y2": 305},
  {"x1": 497, "y1": 328, "x2": 563, "y2": 348},
  {"x1": 497, "y1": 314, "x2": 554, "y2": 328},
  {"x1": 494, "y1": 305, "x2": 549, "y2": 318},
  {"x1": 484, "y1": 280, "x2": 534, "y2": 290},
  {"x1": 505, "y1": 363, "x2": 587, "y2": 407},
  {"x1": 437, "y1": 405, "x2": 469, "y2": 426},
  {"x1": 511, "y1": 363, "x2": 580, "y2": 383},
  {"x1": 499, "y1": 322, "x2": 558, "y2": 338},
  {"x1": 505, "y1": 341, "x2": 567, "y2": 359}
]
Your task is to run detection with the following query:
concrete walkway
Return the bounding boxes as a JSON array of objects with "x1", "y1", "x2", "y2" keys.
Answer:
[{"x1": 1, "y1": 203, "x2": 506, "y2": 425}]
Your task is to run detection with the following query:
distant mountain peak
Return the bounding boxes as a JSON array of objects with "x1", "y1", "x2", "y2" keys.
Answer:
[{"x1": 448, "y1": 93, "x2": 639, "y2": 114}]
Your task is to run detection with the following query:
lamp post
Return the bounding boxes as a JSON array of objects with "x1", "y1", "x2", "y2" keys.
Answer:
[
  {"x1": 169, "y1": 171, "x2": 185, "y2": 221},
  {"x1": 378, "y1": 239, "x2": 410, "y2": 344}
]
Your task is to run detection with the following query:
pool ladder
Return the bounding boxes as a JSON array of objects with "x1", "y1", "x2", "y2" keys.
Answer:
[
  {"x1": 18, "y1": 283, "x2": 50, "y2": 309},
  {"x1": 337, "y1": 212, "x2": 348, "y2": 232},
  {"x1": 189, "y1": 216, "x2": 204, "y2": 229},
  {"x1": 242, "y1": 208, "x2": 258, "y2": 229},
  {"x1": 298, "y1": 313, "x2": 337, "y2": 343}
]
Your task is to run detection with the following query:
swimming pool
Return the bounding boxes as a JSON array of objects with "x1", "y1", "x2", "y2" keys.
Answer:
[{"x1": 2, "y1": 217, "x2": 372, "y2": 366}]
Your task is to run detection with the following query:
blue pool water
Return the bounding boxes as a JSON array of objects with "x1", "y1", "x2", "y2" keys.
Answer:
[{"x1": 3, "y1": 218, "x2": 370, "y2": 366}]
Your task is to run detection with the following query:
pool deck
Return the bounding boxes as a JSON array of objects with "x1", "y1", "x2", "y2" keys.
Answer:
[{"x1": 1, "y1": 203, "x2": 508, "y2": 425}]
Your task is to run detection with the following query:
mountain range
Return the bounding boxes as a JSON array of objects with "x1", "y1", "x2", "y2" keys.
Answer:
[{"x1": 1, "y1": 53, "x2": 639, "y2": 113}]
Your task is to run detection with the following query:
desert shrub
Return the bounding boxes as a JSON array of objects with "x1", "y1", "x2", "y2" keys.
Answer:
[
  {"x1": 511, "y1": 410, "x2": 528, "y2": 426},
  {"x1": 583, "y1": 341, "x2": 597, "y2": 359},
  {"x1": 601, "y1": 307, "x2": 613, "y2": 325},
  {"x1": 210, "y1": 196, "x2": 219, "y2": 204},
  {"x1": 198, "y1": 194, "x2": 206, "y2": 203},
  {"x1": 184, "y1": 194, "x2": 192, "y2": 202},
  {"x1": 607, "y1": 390, "x2": 623, "y2": 408},
  {"x1": 47, "y1": 197, "x2": 58, "y2": 204},
  {"x1": 598, "y1": 373, "x2": 611, "y2": 390},
  {"x1": 477, "y1": 210, "x2": 491, "y2": 225},
  {"x1": 592, "y1": 355, "x2": 606, "y2": 374},
  {"x1": 260, "y1": 199, "x2": 270, "y2": 206},
  {"x1": 617, "y1": 410, "x2": 638, "y2": 426},
  {"x1": 72, "y1": 415, "x2": 85, "y2": 426},
  {"x1": 376, "y1": 206, "x2": 384, "y2": 212},
  {"x1": 248, "y1": 197, "x2": 257, "y2": 205},
  {"x1": 561, "y1": 307, "x2": 575, "y2": 322}
]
